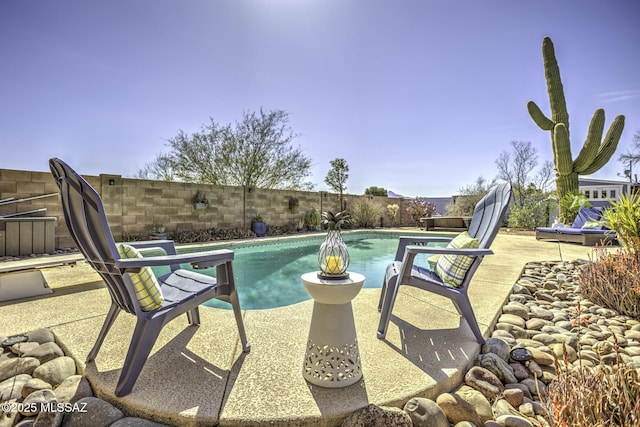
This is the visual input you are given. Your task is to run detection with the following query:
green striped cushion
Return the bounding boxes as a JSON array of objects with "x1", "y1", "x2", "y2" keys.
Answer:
[
  {"x1": 117, "y1": 244, "x2": 165, "y2": 311},
  {"x1": 435, "y1": 232, "x2": 479, "y2": 288}
]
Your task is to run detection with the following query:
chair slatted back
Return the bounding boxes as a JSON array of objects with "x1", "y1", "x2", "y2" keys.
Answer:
[
  {"x1": 50, "y1": 158, "x2": 136, "y2": 313},
  {"x1": 467, "y1": 181, "x2": 512, "y2": 249}
]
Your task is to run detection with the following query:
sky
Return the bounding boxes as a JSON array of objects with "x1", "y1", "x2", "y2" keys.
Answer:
[{"x1": 1, "y1": 1, "x2": 639, "y2": 197}]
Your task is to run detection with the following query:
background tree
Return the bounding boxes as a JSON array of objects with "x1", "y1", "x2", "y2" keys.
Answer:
[
  {"x1": 446, "y1": 176, "x2": 494, "y2": 216},
  {"x1": 138, "y1": 108, "x2": 313, "y2": 190},
  {"x1": 618, "y1": 130, "x2": 640, "y2": 187},
  {"x1": 495, "y1": 141, "x2": 556, "y2": 228},
  {"x1": 135, "y1": 153, "x2": 175, "y2": 181},
  {"x1": 364, "y1": 186, "x2": 388, "y2": 196},
  {"x1": 324, "y1": 158, "x2": 349, "y2": 210}
]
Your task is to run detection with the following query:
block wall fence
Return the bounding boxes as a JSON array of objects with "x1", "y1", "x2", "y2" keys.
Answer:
[{"x1": 0, "y1": 168, "x2": 416, "y2": 251}]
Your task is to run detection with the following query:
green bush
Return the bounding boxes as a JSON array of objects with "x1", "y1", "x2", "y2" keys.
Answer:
[
  {"x1": 601, "y1": 193, "x2": 640, "y2": 253},
  {"x1": 558, "y1": 191, "x2": 592, "y2": 224},
  {"x1": 507, "y1": 197, "x2": 548, "y2": 230},
  {"x1": 352, "y1": 199, "x2": 381, "y2": 228}
]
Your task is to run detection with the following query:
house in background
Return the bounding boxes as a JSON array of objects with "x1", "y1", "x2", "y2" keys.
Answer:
[{"x1": 579, "y1": 178, "x2": 639, "y2": 208}]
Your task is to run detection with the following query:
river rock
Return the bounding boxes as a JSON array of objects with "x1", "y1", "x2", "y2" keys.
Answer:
[
  {"x1": 482, "y1": 337, "x2": 511, "y2": 361},
  {"x1": 341, "y1": 404, "x2": 412, "y2": 427},
  {"x1": 0, "y1": 357, "x2": 40, "y2": 382},
  {"x1": 110, "y1": 418, "x2": 170, "y2": 427},
  {"x1": 464, "y1": 366, "x2": 504, "y2": 400},
  {"x1": 454, "y1": 385, "x2": 493, "y2": 424},
  {"x1": 23, "y1": 342, "x2": 65, "y2": 364},
  {"x1": 21, "y1": 377, "x2": 52, "y2": 398},
  {"x1": 20, "y1": 389, "x2": 58, "y2": 417},
  {"x1": 26, "y1": 329, "x2": 55, "y2": 345},
  {"x1": 435, "y1": 393, "x2": 482, "y2": 426},
  {"x1": 61, "y1": 396, "x2": 124, "y2": 427},
  {"x1": 0, "y1": 374, "x2": 32, "y2": 400},
  {"x1": 33, "y1": 357, "x2": 76, "y2": 387},
  {"x1": 477, "y1": 353, "x2": 518, "y2": 384},
  {"x1": 403, "y1": 397, "x2": 448, "y2": 427}
]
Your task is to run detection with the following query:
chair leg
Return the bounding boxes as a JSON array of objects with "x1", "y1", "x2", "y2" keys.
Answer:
[
  {"x1": 115, "y1": 317, "x2": 164, "y2": 397},
  {"x1": 377, "y1": 273, "x2": 399, "y2": 339},
  {"x1": 186, "y1": 307, "x2": 201, "y2": 325},
  {"x1": 377, "y1": 277, "x2": 387, "y2": 312},
  {"x1": 451, "y1": 294, "x2": 485, "y2": 345},
  {"x1": 87, "y1": 303, "x2": 120, "y2": 362},
  {"x1": 229, "y1": 289, "x2": 250, "y2": 353}
]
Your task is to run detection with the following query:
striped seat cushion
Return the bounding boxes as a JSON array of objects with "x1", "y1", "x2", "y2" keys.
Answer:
[
  {"x1": 435, "y1": 231, "x2": 479, "y2": 288},
  {"x1": 118, "y1": 244, "x2": 165, "y2": 311}
]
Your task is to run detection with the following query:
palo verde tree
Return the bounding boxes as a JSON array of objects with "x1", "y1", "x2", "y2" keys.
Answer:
[
  {"x1": 527, "y1": 37, "x2": 625, "y2": 223},
  {"x1": 140, "y1": 108, "x2": 313, "y2": 190},
  {"x1": 364, "y1": 186, "x2": 388, "y2": 196},
  {"x1": 324, "y1": 158, "x2": 349, "y2": 210}
]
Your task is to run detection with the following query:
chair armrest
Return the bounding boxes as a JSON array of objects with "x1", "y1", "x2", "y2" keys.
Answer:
[
  {"x1": 115, "y1": 249, "x2": 234, "y2": 271},
  {"x1": 393, "y1": 235, "x2": 454, "y2": 261},
  {"x1": 404, "y1": 245, "x2": 493, "y2": 257},
  {"x1": 126, "y1": 240, "x2": 177, "y2": 256}
]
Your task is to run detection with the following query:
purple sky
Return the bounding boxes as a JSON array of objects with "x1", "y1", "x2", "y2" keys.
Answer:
[{"x1": 1, "y1": 0, "x2": 639, "y2": 196}]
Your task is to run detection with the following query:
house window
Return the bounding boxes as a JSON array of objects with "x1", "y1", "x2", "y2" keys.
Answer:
[
  {"x1": 601, "y1": 190, "x2": 607, "y2": 199},
  {"x1": 610, "y1": 190, "x2": 616, "y2": 198},
  {"x1": 592, "y1": 191, "x2": 598, "y2": 199},
  {"x1": 584, "y1": 190, "x2": 590, "y2": 199}
]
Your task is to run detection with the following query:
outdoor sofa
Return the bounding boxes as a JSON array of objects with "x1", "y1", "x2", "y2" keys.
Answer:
[{"x1": 535, "y1": 206, "x2": 617, "y2": 246}]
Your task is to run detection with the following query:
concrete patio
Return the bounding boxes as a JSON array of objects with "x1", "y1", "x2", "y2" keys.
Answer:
[{"x1": 0, "y1": 232, "x2": 604, "y2": 426}]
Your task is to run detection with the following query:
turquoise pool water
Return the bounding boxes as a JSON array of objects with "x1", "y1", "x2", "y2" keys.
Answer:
[{"x1": 155, "y1": 232, "x2": 446, "y2": 310}]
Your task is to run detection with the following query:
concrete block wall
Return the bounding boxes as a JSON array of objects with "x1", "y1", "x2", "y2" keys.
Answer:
[{"x1": 1, "y1": 167, "x2": 418, "y2": 252}]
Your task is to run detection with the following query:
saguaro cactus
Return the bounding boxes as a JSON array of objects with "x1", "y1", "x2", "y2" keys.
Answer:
[{"x1": 527, "y1": 37, "x2": 625, "y2": 222}]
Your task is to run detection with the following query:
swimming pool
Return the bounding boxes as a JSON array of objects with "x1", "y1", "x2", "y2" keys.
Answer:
[{"x1": 156, "y1": 231, "x2": 447, "y2": 310}]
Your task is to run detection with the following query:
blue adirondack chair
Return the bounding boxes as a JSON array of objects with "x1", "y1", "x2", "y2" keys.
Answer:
[
  {"x1": 50, "y1": 158, "x2": 250, "y2": 396},
  {"x1": 377, "y1": 181, "x2": 512, "y2": 344}
]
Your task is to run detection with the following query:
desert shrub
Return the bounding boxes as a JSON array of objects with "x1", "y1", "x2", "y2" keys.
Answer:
[
  {"x1": 543, "y1": 302, "x2": 640, "y2": 426},
  {"x1": 171, "y1": 229, "x2": 213, "y2": 243},
  {"x1": 121, "y1": 232, "x2": 145, "y2": 242},
  {"x1": 507, "y1": 197, "x2": 548, "y2": 230},
  {"x1": 545, "y1": 357, "x2": 640, "y2": 426},
  {"x1": 406, "y1": 198, "x2": 436, "y2": 226},
  {"x1": 213, "y1": 228, "x2": 255, "y2": 240},
  {"x1": 558, "y1": 191, "x2": 592, "y2": 224},
  {"x1": 601, "y1": 193, "x2": 640, "y2": 253},
  {"x1": 266, "y1": 223, "x2": 296, "y2": 236},
  {"x1": 578, "y1": 247, "x2": 640, "y2": 319},
  {"x1": 352, "y1": 199, "x2": 381, "y2": 228},
  {"x1": 386, "y1": 204, "x2": 399, "y2": 226}
]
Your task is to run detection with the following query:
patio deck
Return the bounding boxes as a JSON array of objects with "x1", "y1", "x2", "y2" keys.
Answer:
[{"x1": 0, "y1": 232, "x2": 602, "y2": 426}]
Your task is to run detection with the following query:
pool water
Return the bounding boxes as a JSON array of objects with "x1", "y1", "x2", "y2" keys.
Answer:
[{"x1": 155, "y1": 232, "x2": 445, "y2": 310}]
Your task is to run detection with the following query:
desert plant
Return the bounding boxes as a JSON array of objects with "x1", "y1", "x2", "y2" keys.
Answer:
[
  {"x1": 406, "y1": 197, "x2": 436, "y2": 227},
  {"x1": 601, "y1": 193, "x2": 640, "y2": 253},
  {"x1": 558, "y1": 191, "x2": 592, "y2": 224},
  {"x1": 304, "y1": 207, "x2": 321, "y2": 229},
  {"x1": 507, "y1": 198, "x2": 548, "y2": 230},
  {"x1": 527, "y1": 37, "x2": 625, "y2": 222},
  {"x1": 578, "y1": 247, "x2": 640, "y2": 319},
  {"x1": 352, "y1": 199, "x2": 381, "y2": 228},
  {"x1": 192, "y1": 190, "x2": 208, "y2": 205},
  {"x1": 171, "y1": 229, "x2": 212, "y2": 243},
  {"x1": 544, "y1": 303, "x2": 640, "y2": 427},
  {"x1": 387, "y1": 204, "x2": 399, "y2": 227}
]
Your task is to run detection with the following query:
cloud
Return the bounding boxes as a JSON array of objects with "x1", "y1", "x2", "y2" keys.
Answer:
[{"x1": 597, "y1": 89, "x2": 640, "y2": 103}]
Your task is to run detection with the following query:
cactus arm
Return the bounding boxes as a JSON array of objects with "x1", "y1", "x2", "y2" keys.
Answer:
[
  {"x1": 553, "y1": 123, "x2": 573, "y2": 175},
  {"x1": 573, "y1": 109, "x2": 605, "y2": 173},
  {"x1": 579, "y1": 115, "x2": 626, "y2": 175},
  {"x1": 527, "y1": 101, "x2": 555, "y2": 130},
  {"x1": 542, "y1": 37, "x2": 569, "y2": 132}
]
